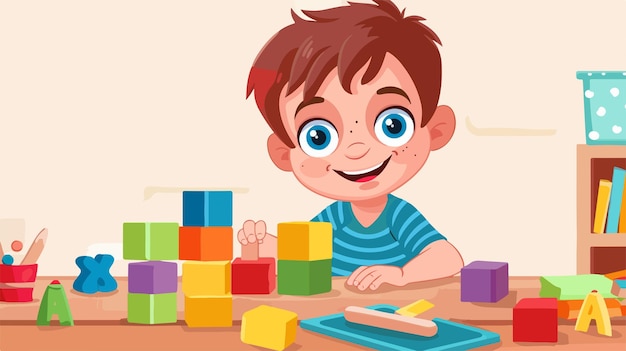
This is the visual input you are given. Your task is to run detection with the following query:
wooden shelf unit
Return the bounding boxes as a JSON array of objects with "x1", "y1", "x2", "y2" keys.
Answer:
[{"x1": 576, "y1": 144, "x2": 626, "y2": 274}]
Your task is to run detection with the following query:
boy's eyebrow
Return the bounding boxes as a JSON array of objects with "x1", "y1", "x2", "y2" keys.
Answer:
[
  {"x1": 295, "y1": 97, "x2": 325, "y2": 116},
  {"x1": 376, "y1": 86, "x2": 411, "y2": 103}
]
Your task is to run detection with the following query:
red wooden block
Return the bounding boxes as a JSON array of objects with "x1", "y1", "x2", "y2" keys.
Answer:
[
  {"x1": 0, "y1": 288, "x2": 34, "y2": 302},
  {"x1": 513, "y1": 298, "x2": 558, "y2": 342},
  {"x1": 232, "y1": 257, "x2": 276, "y2": 294},
  {"x1": 0, "y1": 264, "x2": 38, "y2": 283}
]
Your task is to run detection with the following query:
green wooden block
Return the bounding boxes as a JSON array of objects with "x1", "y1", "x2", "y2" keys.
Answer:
[
  {"x1": 277, "y1": 259, "x2": 332, "y2": 296},
  {"x1": 127, "y1": 293, "x2": 178, "y2": 324},
  {"x1": 123, "y1": 222, "x2": 179, "y2": 260}
]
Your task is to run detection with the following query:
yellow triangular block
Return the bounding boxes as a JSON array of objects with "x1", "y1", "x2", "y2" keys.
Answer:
[{"x1": 574, "y1": 290, "x2": 612, "y2": 337}]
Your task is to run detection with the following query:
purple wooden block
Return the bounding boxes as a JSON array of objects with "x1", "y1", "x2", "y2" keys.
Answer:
[
  {"x1": 461, "y1": 261, "x2": 509, "y2": 302},
  {"x1": 128, "y1": 261, "x2": 178, "y2": 294}
]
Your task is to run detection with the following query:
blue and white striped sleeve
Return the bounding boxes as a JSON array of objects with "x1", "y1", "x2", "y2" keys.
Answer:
[{"x1": 389, "y1": 199, "x2": 446, "y2": 257}]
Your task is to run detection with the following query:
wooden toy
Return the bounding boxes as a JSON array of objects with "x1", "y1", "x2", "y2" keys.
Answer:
[
  {"x1": 241, "y1": 305, "x2": 297, "y2": 351},
  {"x1": 184, "y1": 295, "x2": 232, "y2": 327},
  {"x1": 575, "y1": 290, "x2": 612, "y2": 337},
  {"x1": 461, "y1": 261, "x2": 509, "y2": 303},
  {"x1": 513, "y1": 298, "x2": 558, "y2": 342},
  {"x1": 123, "y1": 222, "x2": 179, "y2": 260},
  {"x1": 182, "y1": 261, "x2": 231, "y2": 296}
]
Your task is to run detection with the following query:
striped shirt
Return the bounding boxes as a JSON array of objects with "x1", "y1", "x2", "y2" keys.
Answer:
[{"x1": 311, "y1": 194, "x2": 446, "y2": 276}]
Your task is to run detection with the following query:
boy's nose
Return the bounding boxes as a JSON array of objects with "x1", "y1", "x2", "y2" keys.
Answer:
[{"x1": 344, "y1": 142, "x2": 370, "y2": 160}]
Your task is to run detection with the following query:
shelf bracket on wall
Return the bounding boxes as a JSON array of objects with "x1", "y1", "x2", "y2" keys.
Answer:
[
  {"x1": 143, "y1": 186, "x2": 249, "y2": 200},
  {"x1": 466, "y1": 116, "x2": 557, "y2": 136}
]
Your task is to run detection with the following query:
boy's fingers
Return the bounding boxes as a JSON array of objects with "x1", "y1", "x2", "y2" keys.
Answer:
[
  {"x1": 354, "y1": 267, "x2": 377, "y2": 287},
  {"x1": 347, "y1": 266, "x2": 369, "y2": 286},
  {"x1": 243, "y1": 220, "x2": 255, "y2": 238},
  {"x1": 237, "y1": 229, "x2": 248, "y2": 245},
  {"x1": 368, "y1": 275, "x2": 384, "y2": 291},
  {"x1": 247, "y1": 233, "x2": 257, "y2": 243},
  {"x1": 255, "y1": 220, "x2": 267, "y2": 240},
  {"x1": 358, "y1": 271, "x2": 380, "y2": 291}
]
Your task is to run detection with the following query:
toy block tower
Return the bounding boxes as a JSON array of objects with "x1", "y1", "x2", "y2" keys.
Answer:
[
  {"x1": 276, "y1": 222, "x2": 333, "y2": 296},
  {"x1": 181, "y1": 191, "x2": 234, "y2": 327},
  {"x1": 123, "y1": 222, "x2": 179, "y2": 324}
]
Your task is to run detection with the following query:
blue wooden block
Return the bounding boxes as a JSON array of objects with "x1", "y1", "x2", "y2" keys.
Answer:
[{"x1": 183, "y1": 191, "x2": 233, "y2": 226}]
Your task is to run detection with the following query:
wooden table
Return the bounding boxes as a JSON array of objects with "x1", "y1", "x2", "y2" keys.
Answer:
[{"x1": 0, "y1": 276, "x2": 624, "y2": 350}]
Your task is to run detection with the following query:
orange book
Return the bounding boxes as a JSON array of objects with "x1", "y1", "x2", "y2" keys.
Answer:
[
  {"x1": 557, "y1": 299, "x2": 623, "y2": 320},
  {"x1": 604, "y1": 269, "x2": 626, "y2": 280}
]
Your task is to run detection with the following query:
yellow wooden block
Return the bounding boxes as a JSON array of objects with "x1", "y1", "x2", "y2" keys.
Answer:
[
  {"x1": 182, "y1": 261, "x2": 231, "y2": 296},
  {"x1": 277, "y1": 222, "x2": 332, "y2": 261},
  {"x1": 575, "y1": 290, "x2": 612, "y2": 336},
  {"x1": 241, "y1": 305, "x2": 298, "y2": 351},
  {"x1": 184, "y1": 295, "x2": 232, "y2": 327},
  {"x1": 395, "y1": 299, "x2": 434, "y2": 317}
]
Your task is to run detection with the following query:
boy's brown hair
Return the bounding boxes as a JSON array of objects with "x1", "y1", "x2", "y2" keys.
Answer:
[{"x1": 246, "y1": 0, "x2": 443, "y2": 148}]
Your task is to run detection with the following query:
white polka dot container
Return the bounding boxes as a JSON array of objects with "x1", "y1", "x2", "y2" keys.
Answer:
[{"x1": 577, "y1": 71, "x2": 626, "y2": 145}]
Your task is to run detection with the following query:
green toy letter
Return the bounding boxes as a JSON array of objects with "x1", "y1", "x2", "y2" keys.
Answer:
[{"x1": 36, "y1": 280, "x2": 74, "y2": 326}]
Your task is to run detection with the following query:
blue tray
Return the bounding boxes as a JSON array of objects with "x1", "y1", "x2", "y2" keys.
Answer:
[{"x1": 300, "y1": 304, "x2": 501, "y2": 351}]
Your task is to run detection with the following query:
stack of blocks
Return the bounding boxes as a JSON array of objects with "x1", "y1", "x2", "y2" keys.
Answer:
[
  {"x1": 277, "y1": 222, "x2": 333, "y2": 296},
  {"x1": 123, "y1": 222, "x2": 179, "y2": 324},
  {"x1": 181, "y1": 191, "x2": 234, "y2": 327},
  {"x1": 461, "y1": 261, "x2": 509, "y2": 303}
]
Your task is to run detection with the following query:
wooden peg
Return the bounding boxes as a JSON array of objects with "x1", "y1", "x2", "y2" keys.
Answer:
[
  {"x1": 241, "y1": 235, "x2": 259, "y2": 261},
  {"x1": 21, "y1": 228, "x2": 48, "y2": 265}
]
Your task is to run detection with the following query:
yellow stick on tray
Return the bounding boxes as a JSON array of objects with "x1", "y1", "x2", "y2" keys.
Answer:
[{"x1": 395, "y1": 299, "x2": 434, "y2": 317}]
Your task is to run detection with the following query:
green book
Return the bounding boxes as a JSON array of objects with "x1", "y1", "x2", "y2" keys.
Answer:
[{"x1": 539, "y1": 274, "x2": 617, "y2": 300}]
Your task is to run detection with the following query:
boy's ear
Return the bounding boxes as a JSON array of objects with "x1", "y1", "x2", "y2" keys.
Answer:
[
  {"x1": 267, "y1": 133, "x2": 293, "y2": 171},
  {"x1": 426, "y1": 105, "x2": 456, "y2": 151}
]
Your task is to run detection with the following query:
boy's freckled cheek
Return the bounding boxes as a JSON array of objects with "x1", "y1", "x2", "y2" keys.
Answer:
[
  {"x1": 394, "y1": 143, "x2": 427, "y2": 163},
  {"x1": 395, "y1": 144, "x2": 410, "y2": 161},
  {"x1": 298, "y1": 158, "x2": 331, "y2": 178}
]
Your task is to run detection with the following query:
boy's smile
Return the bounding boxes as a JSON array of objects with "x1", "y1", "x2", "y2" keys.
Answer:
[
  {"x1": 268, "y1": 52, "x2": 455, "y2": 202},
  {"x1": 333, "y1": 155, "x2": 391, "y2": 183}
]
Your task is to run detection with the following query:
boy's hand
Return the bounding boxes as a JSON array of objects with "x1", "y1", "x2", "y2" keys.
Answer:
[
  {"x1": 237, "y1": 220, "x2": 267, "y2": 245},
  {"x1": 347, "y1": 265, "x2": 405, "y2": 291}
]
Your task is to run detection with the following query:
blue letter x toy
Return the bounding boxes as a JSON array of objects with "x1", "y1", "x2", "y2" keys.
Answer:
[{"x1": 73, "y1": 254, "x2": 118, "y2": 294}]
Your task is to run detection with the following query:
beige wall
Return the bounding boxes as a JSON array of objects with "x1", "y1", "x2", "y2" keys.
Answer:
[{"x1": 1, "y1": 0, "x2": 624, "y2": 276}]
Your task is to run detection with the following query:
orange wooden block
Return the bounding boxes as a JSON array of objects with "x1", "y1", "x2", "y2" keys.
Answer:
[{"x1": 179, "y1": 226, "x2": 233, "y2": 261}]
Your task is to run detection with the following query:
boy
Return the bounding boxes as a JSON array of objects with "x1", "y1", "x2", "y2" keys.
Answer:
[{"x1": 239, "y1": 0, "x2": 464, "y2": 291}]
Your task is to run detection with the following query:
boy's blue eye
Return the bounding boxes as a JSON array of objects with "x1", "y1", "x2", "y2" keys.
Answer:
[
  {"x1": 374, "y1": 107, "x2": 415, "y2": 147},
  {"x1": 298, "y1": 119, "x2": 339, "y2": 157}
]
